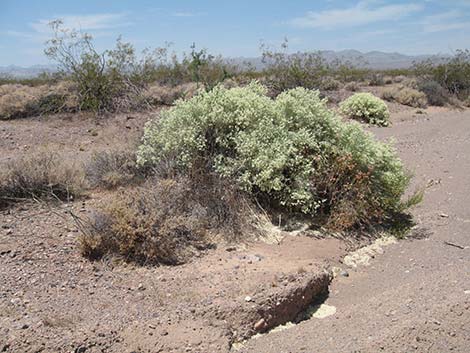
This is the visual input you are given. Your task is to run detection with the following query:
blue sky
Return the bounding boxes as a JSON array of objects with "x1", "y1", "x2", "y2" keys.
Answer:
[{"x1": 1, "y1": 0, "x2": 470, "y2": 66}]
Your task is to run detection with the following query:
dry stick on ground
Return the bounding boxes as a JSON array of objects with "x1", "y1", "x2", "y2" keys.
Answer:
[{"x1": 443, "y1": 241, "x2": 465, "y2": 249}]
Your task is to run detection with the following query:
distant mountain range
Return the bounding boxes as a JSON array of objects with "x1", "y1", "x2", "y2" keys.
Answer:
[
  {"x1": 0, "y1": 64, "x2": 56, "y2": 78},
  {"x1": 230, "y1": 50, "x2": 450, "y2": 70},
  {"x1": 0, "y1": 50, "x2": 451, "y2": 78}
]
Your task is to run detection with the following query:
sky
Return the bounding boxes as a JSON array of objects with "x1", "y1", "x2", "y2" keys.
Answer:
[{"x1": 1, "y1": 0, "x2": 470, "y2": 66}]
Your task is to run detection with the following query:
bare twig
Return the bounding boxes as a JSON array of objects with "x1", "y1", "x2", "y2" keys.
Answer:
[{"x1": 443, "y1": 241, "x2": 465, "y2": 250}]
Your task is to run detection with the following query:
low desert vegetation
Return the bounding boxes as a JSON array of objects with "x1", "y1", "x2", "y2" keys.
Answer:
[
  {"x1": 414, "y1": 49, "x2": 470, "y2": 102},
  {"x1": 417, "y1": 80, "x2": 449, "y2": 106},
  {"x1": 382, "y1": 86, "x2": 428, "y2": 108},
  {"x1": 2, "y1": 25, "x2": 468, "y2": 120},
  {"x1": 78, "y1": 83, "x2": 412, "y2": 264},
  {"x1": 79, "y1": 175, "x2": 256, "y2": 265},
  {"x1": 340, "y1": 93, "x2": 391, "y2": 126},
  {"x1": 138, "y1": 83, "x2": 407, "y2": 225},
  {"x1": 84, "y1": 150, "x2": 144, "y2": 190},
  {"x1": 0, "y1": 82, "x2": 78, "y2": 120},
  {"x1": 42, "y1": 20, "x2": 237, "y2": 113},
  {"x1": 0, "y1": 153, "x2": 83, "y2": 207}
]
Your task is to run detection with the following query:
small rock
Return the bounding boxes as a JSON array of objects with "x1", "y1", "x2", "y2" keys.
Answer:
[
  {"x1": 439, "y1": 213, "x2": 449, "y2": 218},
  {"x1": 161, "y1": 331, "x2": 168, "y2": 336},
  {"x1": 75, "y1": 346, "x2": 87, "y2": 353},
  {"x1": 254, "y1": 318, "x2": 267, "y2": 331},
  {"x1": 340, "y1": 270, "x2": 349, "y2": 277},
  {"x1": 244, "y1": 296, "x2": 252, "y2": 302}
]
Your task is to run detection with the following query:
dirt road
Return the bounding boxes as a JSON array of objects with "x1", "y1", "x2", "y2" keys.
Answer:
[{"x1": 240, "y1": 109, "x2": 470, "y2": 352}]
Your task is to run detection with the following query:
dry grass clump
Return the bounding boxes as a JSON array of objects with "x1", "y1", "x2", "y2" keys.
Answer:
[
  {"x1": 320, "y1": 77, "x2": 342, "y2": 91},
  {"x1": 144, "y1": 83, "x2": 199, "y2": 106},
  {"x1": 79, "y1": 175, "x2": 257, "y2": 265},
  {"x1": 0, "y1": 82, "x2": 79, "y2": 119},
  {"x1": 393, "y1": 75, "x2": 406, "y2": 83},
  {"x1": 382, "y1": 86, "x2": 428, "y2": 108},
  {"x1": 84, "y1": 150, "x2": 144, "y2": 190},
  {"x1": 344, "y1": 81, "x2": 360, "y2": 92},
  {"x1": 0, "y1": 84, "x2": 42, "y2": 119},
  {"x1": 0, "y1": 153, "x2": 84, "y2": 207}
]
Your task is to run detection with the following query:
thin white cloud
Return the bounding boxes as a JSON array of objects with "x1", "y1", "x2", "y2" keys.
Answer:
[
  {"x1": 289, "y1": 1, "x2": 423, "y2": 29},
  {"x1": 4, "y1": 13, "x2": 131, "y2": 43},
  {"x1": 421, "y1": 11, "x2": 470, "y2": 32},
  {"x1": 30, "y1": 13, "x2": 131, "y2": 33},
  {"x1": 172, "y1": 11, "x2": 206, "y2": 17}
]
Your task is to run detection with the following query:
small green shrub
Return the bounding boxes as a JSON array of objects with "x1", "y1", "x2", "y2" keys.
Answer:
[
  {"x1": 138, "y1": 83, "x2": 409, "y2": 228},
  {"x1": 340, "y1": 93, "x2": 390, "y2": 126},
  {"x1": 382, "y1": 87, "x2": 427, "y2": 108}
]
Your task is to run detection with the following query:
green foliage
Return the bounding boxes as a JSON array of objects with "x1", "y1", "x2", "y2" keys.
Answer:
[
  {"x1": 137, "y1": 83, "x2": 409, "y2": 228},
  {"x1": 340, "y1": 93, "x2": 390, "y2": 126},
  {"x1": 414, "y1": 50, "x2": 470, "y2": 98},
  {"x1": 44, "y1": 21, "x2": 238, "y2": 112},
  {"x1": 260, "y1": 39, "x2": 330, "y2": 93},
  {"x1": 44, "y1": 21, "x2": 136, "y2": 112}
]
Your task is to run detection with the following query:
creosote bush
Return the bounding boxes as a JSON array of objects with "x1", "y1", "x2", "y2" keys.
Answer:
[
  {"x1": 417, "y1": 80, "x2": 449, "y2": 106},
  {"x1": 138, "y1": 83, "x2": 409, "y2": 229},
  {"x1": 340, "y1": 92, "x2": 390, "y2": 126}
]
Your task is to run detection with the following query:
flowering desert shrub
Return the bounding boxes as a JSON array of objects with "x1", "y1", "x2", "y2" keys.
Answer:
[
  {"x1": 340, "y1": 92, "x2": 390, "y2": 126},
  {"x1": 138, "y1": 83, "x2": 409, "y2": 227}
]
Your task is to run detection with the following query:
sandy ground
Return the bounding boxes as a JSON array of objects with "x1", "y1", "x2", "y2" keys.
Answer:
[
  {"x1": 239, "y1": 108, "x2": 470, "y2": 352},
  {"x1": 1, "y1": 105, "x2": 469, "y2": 352}
]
